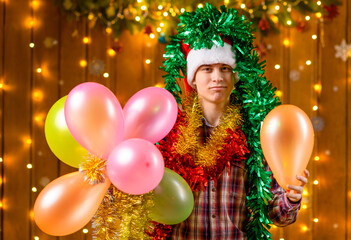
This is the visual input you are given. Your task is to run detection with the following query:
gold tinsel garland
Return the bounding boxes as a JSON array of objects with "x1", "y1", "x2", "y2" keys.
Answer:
[
  {"x1": 93, "y1": 187, "x2": 154, "y2": 240},
  {"x1": 175, "y1": 95, "x2": 242, "y2": 168}
]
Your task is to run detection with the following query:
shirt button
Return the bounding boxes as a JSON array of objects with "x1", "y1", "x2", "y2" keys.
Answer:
[
  {"x1": 212, "y1": 214, "x2": 216, "y2": 218},
  {"x1": 212, "y1": 188, "x2": 216, "y2": 192}
]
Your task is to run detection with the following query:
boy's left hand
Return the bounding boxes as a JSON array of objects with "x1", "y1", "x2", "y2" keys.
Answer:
[{"x1": 286, "y1": 169, "x2": 310, "y2": 203}]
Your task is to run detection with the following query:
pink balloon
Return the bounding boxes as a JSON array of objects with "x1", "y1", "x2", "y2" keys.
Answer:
[
  {"x1": 123, "y1": 87, "x2": 178, "y2": 143},
  {"x1": 65, "y1": 82, "x2": 125, "y2": 159},
  {"x1": 107, "y1": 138, "x2": 165, "y2": 195}
]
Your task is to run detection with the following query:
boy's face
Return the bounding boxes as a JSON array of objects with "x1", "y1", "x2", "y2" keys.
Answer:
[{"x1": 191, "y1": 63, "x2": 234, "y2": 106}]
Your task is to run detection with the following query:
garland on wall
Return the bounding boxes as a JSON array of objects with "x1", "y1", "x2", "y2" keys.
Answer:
[{"x1": 55, "y1": 0, "x2": 341, "y2": 40}]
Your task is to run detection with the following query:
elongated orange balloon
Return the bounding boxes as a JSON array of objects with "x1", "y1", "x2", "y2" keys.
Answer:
[
  {"x1": 34, "y1": 172, "x2": 110, "y2": 236},
  {"x1": 260, "y1": 104, "x2": 314, "y2": 189}
]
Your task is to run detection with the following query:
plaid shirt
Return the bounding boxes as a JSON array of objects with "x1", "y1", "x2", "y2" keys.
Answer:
[{"x1": 169, "y1": 119, "x2": 301, "y2": 240}]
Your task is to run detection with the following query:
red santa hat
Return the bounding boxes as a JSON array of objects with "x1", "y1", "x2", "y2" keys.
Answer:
[{"x1": 181, "y1": 38, "x2": 236, "y2": 92}]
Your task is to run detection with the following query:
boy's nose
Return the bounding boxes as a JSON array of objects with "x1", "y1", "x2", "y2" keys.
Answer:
[{"x1": 211, "y1": 67, "x2": 223, "y2": 82}]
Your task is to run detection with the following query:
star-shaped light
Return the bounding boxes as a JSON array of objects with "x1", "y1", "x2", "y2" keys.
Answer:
[{"x1": 335, "y1": 39, "x2": 351, "y2": 62}]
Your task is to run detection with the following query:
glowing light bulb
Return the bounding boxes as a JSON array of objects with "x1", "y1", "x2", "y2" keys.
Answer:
[
  {"x1": 149, "y1": 33, "x2": 155, "y2": 39},
  {"x1": 36, "y1": 68, "x2": 42, "y2": 73},
  {"x1": 316, "y1": 12, "x2": 322, "y2": 18},
  {"x1": 313, "y1": 218, "x2": 319, "y2": 222},
  {"x1": 287, "y1": 20, "x2": 292, "y2": 25},
  {"x1": 314, "y1": 84, "x2": 322, "y2": 92},
  {"x1": 145, "y1": 59, "x2": 151, "y2": 64},
  {"x1": 157, "y1": 27, "x2": 162, "y2": 32},
  {"x1": 317, "y1": 1, "x2": 322, "y2": 5},
  {"x1": 137, "y1": 0, "x2": 142, "y2": 3},
  {"x1": 27, "y1": 164, "x2": 32, "y2": 169},
  {"x1": 240, "y1": 3, "x2": 246, "y2": 8},
  {"x1": 31, "y1": 0, "x2": 40, "y2": 9},
  {"x1": 303, "y1": 190, "x2": 309, "y2": 196},
  {"x1": 313, "y1": 180, "x2": 319, "y2": 185},
  {"x1": 302, "y1": 204, "x2": 307, "y2": 209},
  {"x1": 135, "y1": 16, "x2": 141, "y2": 21},
  {"x1": 79, "y1": 60, "x2": 87, "y2": 67},
  {"x1": 197, "y1": 3, "x2": 203, "y2": 8},
  {"x1": 103, "y1": 73, "x2": 109, "y2": 78},
  {"x1": 0, "y1": 83, "x2": 3, "y2": 89},
  {"x1": 141, "y1": 5, "x2": 147, "y2": 10},
  {"x1": 224, "y1": 0, "x2": 230, "y2": 3},
  {"x1": 27, "y1": 18, "x2": 36, "y2": 28},
  {"x1": 83, "y1": 37, "x2": 90, "y2": 44},
  {"x1": 34, "y1": 236, "x2": 39, "y2": 240},
  {"x1": 271, "y1": 16, "x2": 279, "y2": 23},
  {"x1": 106, "y1": 27, "x2": 112, "y2": 34},
  {"x1": 275, "y1": 64, "x2": 281, "y2": 69},
  {"x1": 305, "y1": 16, "x2": 311, "y2": 21},
  {"x1": 283, "y1": 39, "x2": 290, "y2": 46},
  {"x1": 160, "y1": 22, "x2": 164, "y2": 27},
  {"x1": 158, "y1": 5, "x2": 163, "y2": 10},
  {"x1": 29, "y1": 42, "x2": 35, "y2": 48},
  {"x1": 33, "y1": 90, "x2": 43, "y2": 101},
  {"x1": 312, "y1": 105, "x2": 318, "y2": 111},
  {"x1": 163, "y1": 12, "x2": 168, "y2": 17},
  {"x1": 181, "y1": 8, "x2": 185, "y2": 13},
  {"x1": 312, "y1": 34, "x2": 317, "y2": 40},
  {"x1": 314, "y1": 156, "x2": 320, "y2": 161},
  {"x1": 34, "y1": 114, "x2": 44, "y2": 123},
  {"x1": 275, "y1": 90, "x2": 283, "y2": 97},
  {"x1": 0, "y1": 158, "x2": 2, "y2": 162},
  {"x1": 306, "y1": 60, "x2": 312, "y2": 65},
  {"x1": 88, "y1": 13, "x2": 94, "y2": 20},
  {"x1": 107, "y1": 49, "x2": 116, "y2": 57},
  {"x1": 275, "y1": 5, "x2": 280, "y2": 10},
  {"x1": 82, "y1": 229, "x2": 89, "y2": 234},
  {"x1": 32, "y1": 187, "x2": 37, "y2": 192},
  {"x1": 301, "y1": 225, "x2": 308, "y2": 232}
]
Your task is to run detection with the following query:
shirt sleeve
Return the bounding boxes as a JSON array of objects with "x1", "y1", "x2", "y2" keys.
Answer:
[{"x1": 266, "y1": 168, "x2": 301, "y2": 226}]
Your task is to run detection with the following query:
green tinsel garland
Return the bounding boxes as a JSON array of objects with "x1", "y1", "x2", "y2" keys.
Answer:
[{"x1": 162, "y1": 4, "x2": 280, "y2": 239}]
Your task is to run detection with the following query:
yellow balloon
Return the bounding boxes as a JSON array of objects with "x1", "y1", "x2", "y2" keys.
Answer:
[{"x1": 45, "y1": 96, "x2": 88, "y2": 168}]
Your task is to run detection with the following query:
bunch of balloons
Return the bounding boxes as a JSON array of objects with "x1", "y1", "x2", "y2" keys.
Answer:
[{"x1": 33, "y1": 82, "x2": 194, "y2": 236}]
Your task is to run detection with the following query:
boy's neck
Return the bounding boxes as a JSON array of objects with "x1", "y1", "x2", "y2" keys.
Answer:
[{"x1": 199, "y1": 99, "x2": 229, "y2": 127}]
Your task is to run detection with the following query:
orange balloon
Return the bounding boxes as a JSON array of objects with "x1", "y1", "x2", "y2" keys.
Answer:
[
  {"x1": 34, "y1": 172, "x2": 110, "y2": 236},
  {"x1": 260, "y1": 104, "x2": 314, "y2": 189}
]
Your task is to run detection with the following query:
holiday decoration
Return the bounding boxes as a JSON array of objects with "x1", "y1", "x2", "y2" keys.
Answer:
[
  {"x1": 334, "y1": 39, "x2": 351, "y2": 62},
  {"x1": 55, "y1": 0, "x2": 341, "y2": 39},
  {"x1": 311, "y1": 116, "x2": 326, "y2": 132},
  {"x1": 289, "y1": 70, "x2": 301, "y2": 82},
  {"x1": 43, "y1": 37, "x2": 58, "y2": 48},
  {"x1": 89, "y1": 59, "x2": 105, "y2": 76},
  {"x1": 323, "y1": 4, "x2": 339, "y2": 20}
]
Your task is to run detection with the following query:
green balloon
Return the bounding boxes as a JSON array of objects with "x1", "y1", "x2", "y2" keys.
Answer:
[
  {"x1": 150, "y1": 168, "x2": 194, "y2": 225},
  {"x1": 45, "y1": 96, "x2": 88, "y2": 168}
]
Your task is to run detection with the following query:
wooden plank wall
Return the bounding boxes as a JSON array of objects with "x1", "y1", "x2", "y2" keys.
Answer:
[{"x1": 0, "y1": 0, "x2": 350, "y2": 239}]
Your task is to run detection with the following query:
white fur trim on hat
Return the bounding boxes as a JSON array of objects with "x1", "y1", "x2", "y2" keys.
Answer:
[{"x1": 186, "y1": 42, "x2": 235, "y2": 88}]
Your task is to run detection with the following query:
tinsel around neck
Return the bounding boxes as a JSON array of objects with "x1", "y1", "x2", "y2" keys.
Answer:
[{"x1": 162, "y1": 3, "x2": 281, "y2": 239}]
